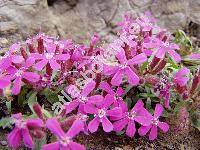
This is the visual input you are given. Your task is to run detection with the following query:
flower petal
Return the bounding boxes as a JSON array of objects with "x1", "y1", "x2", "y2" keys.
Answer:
[
  {"x1": 84, "y1": 104, "x2": 98, "y2": 114},
  {"x1": 138, "y1": 125, "x2": 151, "y2": 136},
  {"x1": 65, "y1": 100, "x2": 79, "y2": 114},
  {"x1": 69, "y1": 142, "x2": 86, "y2": 150},
  {"x1": 107, "y1": 107, "x2": 122, "y2": 117},
  {"x1": 154, "y1": 104, "x2": 163, "y2": 118},
  {"x1": 168, "y1": 49, "x2": 181, "y2": 62},
  {"x1": 134, "y1": 116, "x2": 151, "y2": 126},
  {"x1": 49, "y1": 59, "x2": 61, "y2": 71},
  {"x1": 54, "y1": 54, "x2": 70, "y2": 61},
  {"x1": 113, "y1": 118, "x2": 128, "y2": 132},
  {"x1": 88, "y1": 95, "x2": 104, "y2": 104},
  {"x1": 23, "y1": 72, "x2": 40, "y2": 82},
  {"x1": 158, "y1": 122, "x2": 169, "y2": 133},
  {"x1": 7, "y1": 128, "x2": 21, "y2": 149},
  {"x1": 12, "y1": 77, "x2": 22, "y2": 95},
  {"x1": 66, "y1": 120, "x2": 84, "y2": 138},
  {"x1": 102, "y1": 94, "x2": 115, "y2": 109},
  {"x1": 102, "y1": 117, "x2": 113, "y2": 132},
  {"x1": 81, "y1": 80, "x2": 96, "y2": 97},
  {"x1": 88, "y1": 117, "x2": 100, "y2": 133},
  {"x1": 22, "y1": 128, "x2": 34, "y2": 148},
  {"x1": 128, "y1": 53, "x2": 147, "y2": 65},
  {"x1": 149, "y1": 125, "x2": 158, "y2": 140},
  {"x1": 12, "y1": 55, "x2": 24, "y2": 64},
  {"x1": 42, "y1": 142, "x2": 59, "y2": 150},
  {"x1": 34, "y1": 59, "x2": 48, "y2": 71},
  {"x1": 125, "y1": 67, "x2": 139, "y2": 85},
  {"x1": 156, "y1": 48, "x2": 165, "y2": 59},
  {"x1": 132, "y1": 99, "x2": 144, "y2": 112},
  {"x1": 0, "y1": 77, "x2": 10, "y2": 89},
  {"x1": 46, "y1": 118, "x2": 65, "y2": 138},
  {"x1": 126, "y1": 121, "x2": 136, "y2": 138},
  {"x1": 99, "y1": 81, "x2": 114, "y2": 94},
  {"x1": 111, "y1": 69, "x2": 123, "y2": 86}
]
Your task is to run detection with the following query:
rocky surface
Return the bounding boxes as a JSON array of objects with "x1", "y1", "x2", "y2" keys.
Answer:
[{"x1": 0, "y1": 0, "x2": 200, "y2": 47}]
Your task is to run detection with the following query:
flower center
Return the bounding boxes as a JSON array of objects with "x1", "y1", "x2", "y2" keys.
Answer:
[
  {"x1": 15, "y1": 70, "x2": 23, "y2": 77},
  {"x1": 151, "y1": 118, "x2": 159, "y2": 126},
  {"x1": 45, "y1": 53, "x2": 54, "y2": 60},
  {"x1": 15, "y1": 119, "x2": 26, "y2": 129},
  {"x1": 98, "y1": 109, "x2": 106, "y2": 118},
  {"x1": 127, "y1": 111, "x2": 136, "y2": 120},
  {"x1": 77, "y1": 113, "x2": 88, "y2": 121},
  {"x1": 60, "y1": 136, "x2": 70, "y2": 146},
  {"x1": 79, "y1": 96, "x2": 88, "y2": 103},
  {"x1": 119, "y1": 63, "x2": 127, "y2": 69}
]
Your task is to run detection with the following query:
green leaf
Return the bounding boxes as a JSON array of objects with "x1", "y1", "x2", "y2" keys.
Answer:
[
  {"x1": 35, "y1": 135, "x2": 46, "y2": 150},
  {"x1": 28, "y1": 92, "x2": 37, "y2": 112},
  {"x1": 17, "y1": 86, "x2": 29, "y2": 106},
  {"x1": 174, "y1": 101, "x2": 186, "y2": 114},
  {"x1": 6, "y1": 101, "x2": 12, "y2": 114},
  {"x1": 41, "y1": 89, "x2": 59, "y2": 104},
  {"x1": 42, "y1": 108, "x2": 52, "y2": 118},
  {"x1": 0, "y1": 117, "x2": 13, "y2": 129}
]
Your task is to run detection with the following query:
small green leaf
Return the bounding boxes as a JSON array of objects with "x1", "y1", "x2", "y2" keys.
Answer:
[
  {"x1": 18, "y1": 86, "x2": 29, "y2": 106},
  {"x1": 41, "y1": 89, "x2": 59, "y2": 104},
  {"x1": 0, "y1": 117, "x2": 13, "y2": 129},
  {"x1": 35, "y1": 135, "x2": 46, "y2": 150},
  {"x1": 28, "y1": 92, "x2": 37, "y2": 112},
  {"x1": 6, "y1": 101, "x2": 12, "y2": 114},
  {"x1": 42, "y1": 108, "x2": 52, "y2": 118}
]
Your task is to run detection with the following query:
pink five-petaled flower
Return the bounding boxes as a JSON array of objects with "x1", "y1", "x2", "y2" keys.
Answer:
[
  {"x1": 138, "y1": 104, "x2": 169, "y2": 140},
  {"x1": 99, "y1": 81, "x2": 126, "y2": 110},
  {"x1": 113, "y1": 100, "x2": 151, "y2": 137},
  {"x1": 7, "y1": 113, "x2": 43, "y2": 149},
  {"x1": 32, "y1": 42, "x2": 70, "y2": 71},
  {"x1": 42, "y1": 118, "x2": 85, "y2": 150},
  {"x1": 7, "y1": 58, "x2": 40, "y2": 94},
  {"x1": 84, "y1": 94, "x2": 122, "y2": 133},
  {"x1": 173, "y1": 67, "x2": 190, "y2": 87},
  {"x1": 65, "y1": 80, "x2": 104, "y2": 114},
  {"x1": 155, "y1": 38, "x2": 181, "y2": 62},
  {"x1": 0, "y1": 43, "x2": 24, "y2": 71},
  {"x1": 104, "y1": 50, "x2": 147, "y2": 86}
]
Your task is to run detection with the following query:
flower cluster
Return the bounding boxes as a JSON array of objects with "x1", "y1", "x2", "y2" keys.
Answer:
[{"x1": 1, "y1": 13, "x2": 199, "y2": 149}]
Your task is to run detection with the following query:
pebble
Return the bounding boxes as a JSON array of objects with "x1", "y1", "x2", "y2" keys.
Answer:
[{"x1": 0, "y1": 140, "x2": 7, "y2": 146}]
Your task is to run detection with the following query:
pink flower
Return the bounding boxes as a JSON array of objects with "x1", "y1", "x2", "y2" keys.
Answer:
[
  {"x1": 155, "y1": 39, "x2": 181, "y2": 62},
  {"x1": 42, "y1": 118, "x2": 85, "y2": 150},
  {"x1": 65, "y1": 80, "x2": 104, "y2": 114},
  {"x1": 7, "y1": 113, "x2": 43, "y2": 149},
  {"x1": 32, "y1": 42, "x2": 70, "y2": 71},
  {"x1": 0, "y1": 44, "x2": 24, "y2": 71},
  {"x1": 104, "y1": 50, "x2": 147, "y2": 86},
  {"x1": 173, "y1": 67, "x2": 190, "y2": 87},
  {"x1": 188, "y1": 53, "x2": 200, "y2": 59},
  {"x1": 99, "y1": 81, "x2": 126, "y2": 110},
  {"x1": 84, "y1": 94, "x2": 122, "y2": 133},
  {"x1": 138, "y1": 104, "x2": 169, "y2": 140},
  {"x1": 113, "y1": 100, "x2": 151, "y2": 137}
]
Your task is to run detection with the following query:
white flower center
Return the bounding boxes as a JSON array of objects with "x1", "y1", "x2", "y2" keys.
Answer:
[
  {"x1": 15, "y1": 119, "x2": 26, "y2": 129},
  {"x1": 151, "y1": 118, "x2": 159, "y2": 126},
  {"x1": 60, "y1": 136, "x2": 70, "y2": 146},
  {"x1": 15, "y1": 70, "x2": 23, "y2": 77},
  {"x1": 45, "y1": 53, "x2": 54, "y2": 60},
  {"x1": 98, "y1": 109, "x2": 106, "y2": 118},
  {"x1": 127, "y1": 111, "x2": 136, "y2": 120},
  {"x1": 79, "y1": 96, "x2": 88, "y2": 103}
]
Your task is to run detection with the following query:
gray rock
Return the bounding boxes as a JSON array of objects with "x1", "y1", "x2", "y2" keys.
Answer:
[{"x1": 0, "y1": 0, "x2": 199, "y2": 42}]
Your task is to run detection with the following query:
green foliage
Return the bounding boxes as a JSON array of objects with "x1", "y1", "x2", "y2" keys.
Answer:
[
  {"x1": 0, "y1": 117, "x2": 13, "y2": 129},
  {"x1": 41, "y1": 88, "x2": 59, "y2": 104}
]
